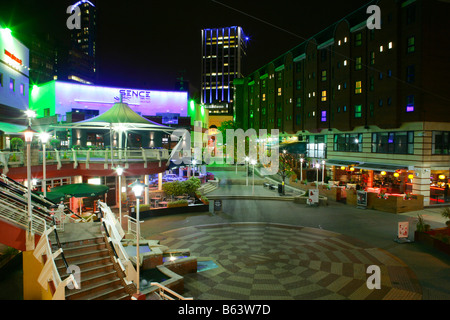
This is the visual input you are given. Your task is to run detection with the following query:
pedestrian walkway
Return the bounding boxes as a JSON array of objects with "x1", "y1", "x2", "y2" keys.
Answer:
[
  {"x1": 138, "y1": 167, "x2": 450, "y2": 300},
  {"x1": 152, "y1": 223, "x2": 422, "y2": 300}
]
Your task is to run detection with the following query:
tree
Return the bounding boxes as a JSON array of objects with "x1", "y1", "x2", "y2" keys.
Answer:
[
  {"x1": 182, "y1": 177, "x2": 201, "y2": 196},
  {"x1": 10, "y1": 137, "x2": 24, "y2": 151},
  {"x1": 278, "y1": 150, "x2": 295, "y2": 195},
  {"x1": 218, "y1": 120, "x2": 237, "y2": 162}
]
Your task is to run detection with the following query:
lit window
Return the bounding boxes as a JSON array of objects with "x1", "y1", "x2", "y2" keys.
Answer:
[
  {"x1": 389, "y1": 42, "x2": 393, "y2": 49},
  {"x1": 344, "y1": 60, "x2": 348, "y2": 66},
  {"x1": 338, "y1": 40, "x2": 341, "y2": 46},
  {"x1": 20, "y1": 83, "x2": 24, "y2": 95},
  {"x1": 355, "y1": 105, "x2": 362, "y2": 118},
  {"x1": 380, "y1": 45, "x2": 384, "y2": 52},
  {"x1": 355, "y1": 57, "x2": 362, "y2": 70},
  {"x1": 344, "y1": 37, "x2": 348, "y2": 43},
  {"x1": 355, "y1": 33, "x2": 362, "y2": 46},
  {"x1": 9, "y1": 78, "x2": 15, "y2": 91},
  {"x1": 370, "y1": 52, "x2": 375, "y2": 65},
  {"x1": 321, "y1": 70, "x2": 327, "y2": 82},
  {"x1": 321, "y1": 91, "x2": 327, "y2": 102},
  {"x1": 321, "y1": 111, "x2": 327, "y2": 122},
  {"x1": 278, "y1": 88, "x2": 282, "y2": 96},
  {"x1": 406, "y1": 95, "x2": 415, "y2": 112},
  {"x1": 355, "y1": 81, "x2": 362, "y2": 94},
  {"x1": 338, "y1": 84, "x2": 341, "y2": 91},
  {"x1": 407, "y1": 36, "x2": 415, "y2": 53},
  {"x1": 262, "y1": 94, "x2": 266, "y2": 101}
]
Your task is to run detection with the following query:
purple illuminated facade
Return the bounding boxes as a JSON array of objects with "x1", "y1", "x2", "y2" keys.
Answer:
[{"x1": 30, "y1": 81, "x2": 188, "y2": 121}]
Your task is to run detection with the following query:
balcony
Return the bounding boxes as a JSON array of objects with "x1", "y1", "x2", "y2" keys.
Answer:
[{"x1": 0, "y1": 147, "x2": 170, "y2": 174}]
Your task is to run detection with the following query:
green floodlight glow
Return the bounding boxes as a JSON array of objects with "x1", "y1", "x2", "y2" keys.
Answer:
[
  {"x1": 1, "y1": 27, "x2": 12, "y2": 35},
  {"x1": 190, "y1": 100, "x2": 195, "y2": 112},
  {"x1": 201, "y1": 105, "x2": 205, "y2": 116}
]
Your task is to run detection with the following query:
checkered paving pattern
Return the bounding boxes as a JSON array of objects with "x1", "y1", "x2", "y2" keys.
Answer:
[{"x1": 155, "y1": 223, "x2": 422, "y2": 300}]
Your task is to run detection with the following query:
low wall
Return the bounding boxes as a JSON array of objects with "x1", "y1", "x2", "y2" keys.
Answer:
[
  {"x1": 130, "y1": 204, "x2": 209, "y2": 220},
  {"x1": 366, "y1": 193, "x2": 424, "y2": 214},
  {"x1": 164, "y1": 257, "x2": 198, "y2": 276}
]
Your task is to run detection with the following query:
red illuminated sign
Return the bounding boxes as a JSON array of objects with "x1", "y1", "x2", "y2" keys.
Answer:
[{"x1": 4, "y1": 49, "x2": 22, "y2": 65}]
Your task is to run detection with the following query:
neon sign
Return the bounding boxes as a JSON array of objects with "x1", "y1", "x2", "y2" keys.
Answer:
[
  {"x1": 4, "y1": 49, "x2": 22, "y2": 65},
  {"x1": 116, "y1": 89, "x2": 151, "y2": 102}
]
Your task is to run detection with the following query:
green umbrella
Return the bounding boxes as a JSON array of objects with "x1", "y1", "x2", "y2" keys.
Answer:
[
  {"x1": 50, "y1": 183, "x2": 109, "y2": 198},
  {"x1": 35, "y1": 191, "x2": 67, "y2": 203}
]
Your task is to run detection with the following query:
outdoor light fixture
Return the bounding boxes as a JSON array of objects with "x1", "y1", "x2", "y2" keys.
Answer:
[
  {"x1": 394, "y1": 173, "x2": 400, "y2": 178},
  {"x1": 341, "y1": 166, "x2": 346, "y2": 170},
  {"x1": 315, "y1": 162, "x2": 320, "y2": 188},
  {"x1": 40, "y1": 132, "x2": 50, "y2": 197},
  {"x1": 321, "y1": 160, "x2": 326, "y2": 185},
  {"x1": 439, "y1": 175, "x2": 446, "y2": 180},
  {"x1": 300, "y1": 158, "x2": 304, "y2": 182},
  {"x1": 116, "y1": 166, "x2": 124, "y2": 224},
  {"x1": 408, "y1": 174, "x2": 414, "y2": 180},
  {"x1": 129, "y1": 179, "x2": 147, "y2": 297},
  {"x1": 245, "y1": 157, "x2": 250, "y2": 186},
  {"x1": 350, "y1": 167, "x2": 355, "y2": 172},
  {"x1": 381, "y1": 171, "x2": 387, "y2": 176},
  {"x1": 22, "y1": 126, "x2": 37, "y2": 241},
  {"x1": 251, "y1": 159, "x2": 257, "y2": 195}
]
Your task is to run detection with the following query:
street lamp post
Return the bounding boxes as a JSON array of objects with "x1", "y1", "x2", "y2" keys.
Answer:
[
  {"x1": 40, "y1": 132, "x2": 50, "y2": 198},
  {"x1": 251, "y1": 159, "x2": 257, "y2": 195},
  {"x1": 192, "y1": 159, "x2": 197, "y2": 177},
  {"x1": 300, "y1": 158, "x2": 304, "y2": 182},
  {"x1": 116, "y1": 166, "x2": 124, "y2": 225},
  {"x1": 321, "y1": 160, "x2": 326, "y2": 185},
  {"x1": 23, "y1": 126, "x2": 35, "y2": 236},
  {"x1": 129, "y1": 179, "x2": 146, "y2": 300},
  {"x1": 315, "y1": 162, "x2": 320, "y2": 189},
  {"x1": 245, "y1": 156, "x2": 249, "y2": 186}
]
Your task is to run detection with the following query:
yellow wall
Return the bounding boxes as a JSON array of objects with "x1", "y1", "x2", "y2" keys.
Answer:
[{"x1": 23, "y1": 250, "x2": 52, "y2": 300}]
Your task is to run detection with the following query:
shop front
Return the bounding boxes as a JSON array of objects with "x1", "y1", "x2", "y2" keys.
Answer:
[{"x1": 430, "y1": 170, "x2": 450, "y2": 205}]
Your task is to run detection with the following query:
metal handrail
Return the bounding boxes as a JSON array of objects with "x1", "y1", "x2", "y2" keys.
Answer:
[
  {"x1": 150, "y1": 282, "x2": 193, "y2": 300},
  {"x1": 51, "y1": 216, "x2": 69, "y2": 270}
]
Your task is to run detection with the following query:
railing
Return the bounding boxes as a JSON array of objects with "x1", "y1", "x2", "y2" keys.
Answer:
[
  {"x1": 150, "y1": 282, "x2": 193, "y2": 300},
  {"x1": 97, "y1": 201, "x2": 137, "y2": 286},
  {"x1": 33, "y1": 222, "x2": 79, "y2": 300},
  {"x1": 124, "y1": 214, "x2": 140, "y2": 239},
  {"x1": 0, "y1": 148, "x2": 170, "y2": 173}
]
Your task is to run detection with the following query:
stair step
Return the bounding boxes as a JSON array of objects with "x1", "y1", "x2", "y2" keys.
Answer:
[
  {"x1": 53, "y1": 237, "x2": 105, "y2": 250},
  {"x1": 57, "y1": 255, "x2": 112, "y2": 274},
  {"x1": 55, "y1": 249, "x2": 110, "y2": 269},
  {"x1": 66, "y1": 277, "x2": 123, "y2": 300},
  {"x1": 56, "y1": 242, "x2": 107, "y2": 255}
]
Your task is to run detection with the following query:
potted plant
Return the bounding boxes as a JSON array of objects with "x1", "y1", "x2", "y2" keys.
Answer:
[
  {"x1": 442, "y1": 207, "x2": 450, "y2": 228},
  {"x1": 416, "y1": 214, "x2": 431, "y2": 233}
]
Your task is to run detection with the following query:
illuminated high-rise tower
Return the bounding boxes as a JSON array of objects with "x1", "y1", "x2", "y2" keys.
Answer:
[
  {"x1": 70, "y1": 0, "x2": 97, "y2": 59},
  {"x1": 201, "y1": 26, "x2": 248, "y2": 115},
  {"x1": 55, "y1": 0, "x2": 97, "y2": 84}
]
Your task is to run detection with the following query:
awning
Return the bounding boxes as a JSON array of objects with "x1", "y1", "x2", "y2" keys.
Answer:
[
  {"x1": 0, "y1": 122, "x2": 27, "y2": 135},
  {"x1": 326, "y1": 159, "x2": 360, "y2": 167},
  {"x1": 354, "y1": 162, "x2": 408, "y2": 173}
]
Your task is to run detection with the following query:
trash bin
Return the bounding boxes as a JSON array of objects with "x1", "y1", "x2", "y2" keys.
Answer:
[
  {"x1": 214, "y1": 199, "x2": 222, "y2": 213},
  {"x1": 278, "y1": 184, "x2": 283, "y2": 195}
]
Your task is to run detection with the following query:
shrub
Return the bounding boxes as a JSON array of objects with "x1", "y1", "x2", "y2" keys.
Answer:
[
  {"x1": 167, "y1": 200, "x2": 188, "y2": 208},
  {"x1": 139, "y1": 204, "x2": 151, "y2": 212}
]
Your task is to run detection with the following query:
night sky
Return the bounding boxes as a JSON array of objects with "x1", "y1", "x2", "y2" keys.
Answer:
[{"x1": 0, "y1": 0, "x2": 372, "y2": 97}]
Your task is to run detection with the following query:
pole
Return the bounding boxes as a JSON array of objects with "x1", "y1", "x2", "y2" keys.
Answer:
[
  {"x1": 252, "y1": 163, "x2": 255, "y2": 195},
  {"x1": 43, "y1": 143, "x2": 47, "y2": 197},
  {"x1": 246, "y1": 160, "x2": 249, "y2": 186},
  {"x1": 118, "y1": 174, "x2": 122, "y2": 225},
  {"x1": 136, "y1": 197, "x2": 140, "y2": 294},
  {"x1": 316, "y1": 163, "x2": 319, "y2": 190},
  {"x1": 322, "y1": 162, "x2": 325, "y2": 185},
  {"x1": 300, "y1": 159, "x2": 303, "y2": 182},
  {"x1": 27, "y1": 141, "x2": 32, "y2": 231}
]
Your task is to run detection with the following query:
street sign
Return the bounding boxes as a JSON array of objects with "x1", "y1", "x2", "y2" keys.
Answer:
[
  {"x1": 398, "y1": 222, "x2": 409, "y2": 239},
  {"x1": 308, "y1": 189, "x2": 319, "y2": 206},
  {"x1": 357, "y1": 190, "x2": 368, "y2": 208}
]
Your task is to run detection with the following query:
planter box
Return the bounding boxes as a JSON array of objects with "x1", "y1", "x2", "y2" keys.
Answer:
[
  {"x1": 367, "y1": 193, "x2": 424, "y2": 214},
  {"x1": 414, "y1": 229, "x2": 450, "y2": 255},
  {"x1": 131, "y1": 204, "x2": 209, "y2": 220},
  {"x1": 318, "y1": 185, "x2": 342, "y2": 202}
]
